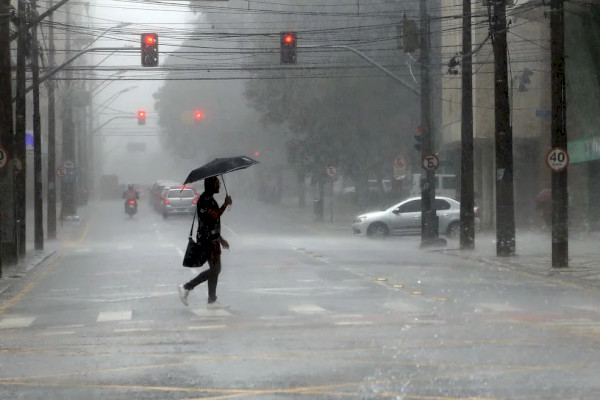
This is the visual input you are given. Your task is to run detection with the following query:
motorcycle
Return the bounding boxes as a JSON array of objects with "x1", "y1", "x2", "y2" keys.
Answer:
[{"x1": 125, "y1": 199, "x2": 138, "y2": 217}]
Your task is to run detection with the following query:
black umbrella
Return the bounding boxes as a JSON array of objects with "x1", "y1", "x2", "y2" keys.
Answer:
[{"x1": 183, "y1": 156, "x2": 259, "y2": 194}]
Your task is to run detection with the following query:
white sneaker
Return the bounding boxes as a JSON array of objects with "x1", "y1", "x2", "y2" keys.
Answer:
[
  {"x1": 178, "y1": 285, "x2": 189, "y2": 306},
  {"x1": 207, "y1": 301, "x2": 229, "y2": 310}
]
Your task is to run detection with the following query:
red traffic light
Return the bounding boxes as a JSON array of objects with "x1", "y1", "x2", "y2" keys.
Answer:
[
  {"x1": 283, "y1": 34, "x2": 294, "y2": 44},
  {"x1": 194, "y1": 110, "x2": 204, "y2": 120},
  {"x1": 144, "y1": 35, "x2": 156, "y2": 46},
  {"x1": 137, "y1": 110, "x2": 146, "y2": 125},
  {"x1": 254, "y1": 151, "x2": 260, "y2": 157}
]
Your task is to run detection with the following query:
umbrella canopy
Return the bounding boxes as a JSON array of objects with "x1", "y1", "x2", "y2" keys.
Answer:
[{"x1": 183, "y1": 156, "x2": 259, "y2": 186}]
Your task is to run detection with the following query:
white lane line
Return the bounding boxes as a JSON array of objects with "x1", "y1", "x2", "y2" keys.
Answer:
[
  {"x1": 191, "y1": 308, "x2": 232, "y2": 317},
  {"x1": 479, "y1": 303, "x2": 521, "y2": 313},
  {"x1": 47, "y1": 324, "x2": 85, "y2": 329},
  {"x1": 188, "y1": 325, "x2": 227, "y2": 330},
  {"x1": 334, "y1": 321, "x2": 373, "y2": 326},
  {"x1": 100, "y1": 285, "x2": 128, "y2": 290},
  {"x1": 0, "y1": 317, "x2": 36, "y2": 329},
  {"x1": 97, "y1": 311, "x2": 132, "y2": 322},
  {"x1": 113, "y1": 328, "x2": 152, "y2": 333},
  {"x1": 290, "y1": 305, "x2": 326, "y2": 314},
  {"x1": 41, "y1": 331, "x2": 75, "y2": 336},
  {"x1": 49, "y1": 288, "x2": 80, "y2": 293}
]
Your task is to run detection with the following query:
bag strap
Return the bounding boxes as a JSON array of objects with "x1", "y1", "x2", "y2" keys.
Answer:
[{"x1": 189, "y1": 209, "x2": 197, "y2": 238}]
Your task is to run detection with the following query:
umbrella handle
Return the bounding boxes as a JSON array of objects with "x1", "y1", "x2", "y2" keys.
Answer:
[{"x1": 221, "y1": 175, "x2": 232, "y2": 210}]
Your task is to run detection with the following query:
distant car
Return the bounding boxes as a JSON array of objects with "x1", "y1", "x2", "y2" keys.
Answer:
[
  {"x1": 160, "y1": 186, "x2": 198, "y2": 218},
  {"x1": 352, "y1": 196, "x2": 479, "y2": 238}
]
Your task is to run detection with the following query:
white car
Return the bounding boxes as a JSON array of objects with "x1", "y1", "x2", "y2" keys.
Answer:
[{"x1": 352, "y1": 196, "x2": 478, "y2": 238}]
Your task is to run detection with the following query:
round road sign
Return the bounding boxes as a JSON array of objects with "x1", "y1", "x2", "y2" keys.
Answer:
[
  {"x1": 422, "y1": 154, "x2": 439, "y2": 171},
  {"x1": 326, "y1": 165, "x2": 337, "y2": 177},
  {"x1": 57, "y1": 166, "x2": 67, "y2": 177},
  {"x1": 0, "y1": 146, "x2": 8, "y2": 170},
  {"x1": 546, "y1": 147, "x2": 569, "y2": 172}
]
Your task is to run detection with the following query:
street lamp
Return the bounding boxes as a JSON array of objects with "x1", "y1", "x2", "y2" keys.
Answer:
[{"x1": 95, "y1": 86, "x2": 138, "y2": 116}]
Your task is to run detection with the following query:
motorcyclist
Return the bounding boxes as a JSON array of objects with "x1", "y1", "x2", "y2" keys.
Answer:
[{"x1": 122, "y1": 184, "x2": 140, "y2": 213}]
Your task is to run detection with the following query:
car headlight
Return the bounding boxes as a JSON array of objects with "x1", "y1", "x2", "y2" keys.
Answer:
[{"x1": 355, "y1": 216, "x2": 368, "y2": 223}]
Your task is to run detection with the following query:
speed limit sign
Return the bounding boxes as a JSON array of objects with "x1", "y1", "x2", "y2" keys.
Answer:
[
  {"x1": 546, "y1": 147, "x2": 569, "y2": 172},
  {"x1": 0, "y1": 146, "x2": 8, "y2": 170}
]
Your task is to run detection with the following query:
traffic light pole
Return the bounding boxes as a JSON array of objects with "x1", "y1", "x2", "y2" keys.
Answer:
[{"x1": 492, "y1": 0, "x2": 516, "y2": 257}]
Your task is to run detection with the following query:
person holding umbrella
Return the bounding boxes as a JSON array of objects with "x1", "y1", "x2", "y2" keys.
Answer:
[{"x1": 178, "y1": 176, "x2": 232, "y2": 308}]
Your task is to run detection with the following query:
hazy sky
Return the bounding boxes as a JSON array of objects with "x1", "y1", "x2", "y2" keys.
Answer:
[{"x1": 87, "y1": 0, "x2": 198, "y2": 184}]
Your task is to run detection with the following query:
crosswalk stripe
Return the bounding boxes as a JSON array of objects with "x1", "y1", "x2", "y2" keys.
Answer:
[
  {"x1": 97, "y1": 311, "x2": 132, "y2": 322},
  {"x1": 290, "y1": 304, "x2": 326, "y2": 314},
  {"x1": 0, "y1": 316, "x2": 36, "y2": 329}
]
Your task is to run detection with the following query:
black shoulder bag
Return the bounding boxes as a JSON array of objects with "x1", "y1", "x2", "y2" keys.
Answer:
[{"x1": 182, "y1": 210, "x2": 208, "y2": 268}]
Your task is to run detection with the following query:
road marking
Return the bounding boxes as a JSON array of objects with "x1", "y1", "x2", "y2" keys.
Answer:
[
  {"x1": 100, "y1": 285, "x2": 128, "y2": 290},
  {"x1": 0, "y1": 316, "x2": 36, "y2": 329},
  {"x1": 41, "y1": 331, "x2": 75, "y2": 336},
  {"x1": 114, "y1": 328, "x2": 152, "y2": 333},
  {"x1": 117, "y1": 244, "x2": 133, "y2": 250},
  {"x1": 334, "y1": 320, "x2": 373, "y2": 326},
  {"x1": 290, "y1": 304, "x2": 326, "y2": 314},
  {"x1": 190, "y1": 308, "x2": 232, "y2": 317},
  {"x1": 48, "y1": 324, "x2": 85, "y2": 329},
  {"x1": 479, "y1": 303, "x2": 521, "y2": 313},
  {"x1": 188, "y1": 325, "x2": 227, "y2": 330},
  {"x1": 97, "y1": 311, "x2": 132, "y2": 322}
]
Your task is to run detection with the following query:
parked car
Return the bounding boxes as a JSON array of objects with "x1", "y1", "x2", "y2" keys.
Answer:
[
  {"x1": 160, "y1": 186, "x2": 198, "y2": 218},
  {"x1": 352, "y1": 196, "x2": 479, "y2": 238}
]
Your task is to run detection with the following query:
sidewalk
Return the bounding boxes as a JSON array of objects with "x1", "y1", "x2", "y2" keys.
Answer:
[
  {"x1": 0, "y1": 205, "x2": 89, "y2": 298},
  {"x1": 277, "y1": 196, "x2": 600, "y2": 290}
]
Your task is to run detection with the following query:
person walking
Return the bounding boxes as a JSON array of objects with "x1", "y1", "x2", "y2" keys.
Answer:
[{"x1": 178, "y1": 176, "x2": 232, "y2": 308}]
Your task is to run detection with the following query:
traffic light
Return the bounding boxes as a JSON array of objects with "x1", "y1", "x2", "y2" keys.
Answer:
[
  {"x1": 414, "y1": 125, "x2": 422, "y2": 152},
  {"x1": 194, "y1": 109, "x2": 204, "y2": 122},
  {"x1": 137, "y1": 110, "x2": 146, "y2": 125},
  {"x1": 141, "y1": 33, "x2": 159, "y2": 67},
  {"x1": 280, "y1": 31, "x2": 297, "y2": 64}
]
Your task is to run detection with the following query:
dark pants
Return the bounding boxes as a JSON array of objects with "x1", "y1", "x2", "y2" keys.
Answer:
[{"x1": 183, "y1": 241, "x2": 221, "y2": 303}]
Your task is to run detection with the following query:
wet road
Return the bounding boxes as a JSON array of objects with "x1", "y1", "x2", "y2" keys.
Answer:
[{"x1": 1, "y1": 198, "x2": 600, "y2": 399}]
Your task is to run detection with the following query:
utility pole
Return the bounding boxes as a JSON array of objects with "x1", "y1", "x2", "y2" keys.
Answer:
[
  {"x1": 0, "y1": 0, "x2": 16, "y2": 273},
  {"x1": 550, "y1": 0, "x2": 568, "y2": 267},
  {"x1": 31, "y1": 0, "x2": 43, "y2": 250},
  {"x1": 460, "y1": 0, "x2": 475, "y2": 249},
  {"x1": 419, "y1": 0, "x2": 440, "y2": 247},
  {"x1": 61, "y1": 5, "x2": 77, "y2": 219},
  {"x1": 492, "y1": 0, "x2": 515, "y2": 257},
  {"x1": 46, "y1": 0, "x2": 57, "y2": 239},
  {"x1": 15, "y1": 0, "x2": 28, "y2": 256}
]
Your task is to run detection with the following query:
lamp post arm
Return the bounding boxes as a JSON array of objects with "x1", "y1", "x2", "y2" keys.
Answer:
[
  {"x1": 21, "y1": 46, "x2": 134, "y2": 97},
  {"x1": 92, "y1": 115, "x2": 134, "y2": 135},
  {"x1": 310, "y1": 45, "x2": 421, "y2": 96}
]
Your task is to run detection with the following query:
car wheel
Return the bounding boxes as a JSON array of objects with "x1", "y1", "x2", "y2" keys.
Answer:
[
  {"x1": 446, "y1": 222, "x2": 460, "y2": 238},
  {"x1": 367, "y1": 222, "x2": 389, "y2": 238}
]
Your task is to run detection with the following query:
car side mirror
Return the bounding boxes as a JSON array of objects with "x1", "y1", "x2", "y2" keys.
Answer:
[{"x1": 392, "y1": 209, "x2": 400, "y2": 215}]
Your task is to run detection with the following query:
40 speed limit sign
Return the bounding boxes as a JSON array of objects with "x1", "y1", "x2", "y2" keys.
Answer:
[{"x1": 546, "y1": 147, "x2": 569, "y2": 172}]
